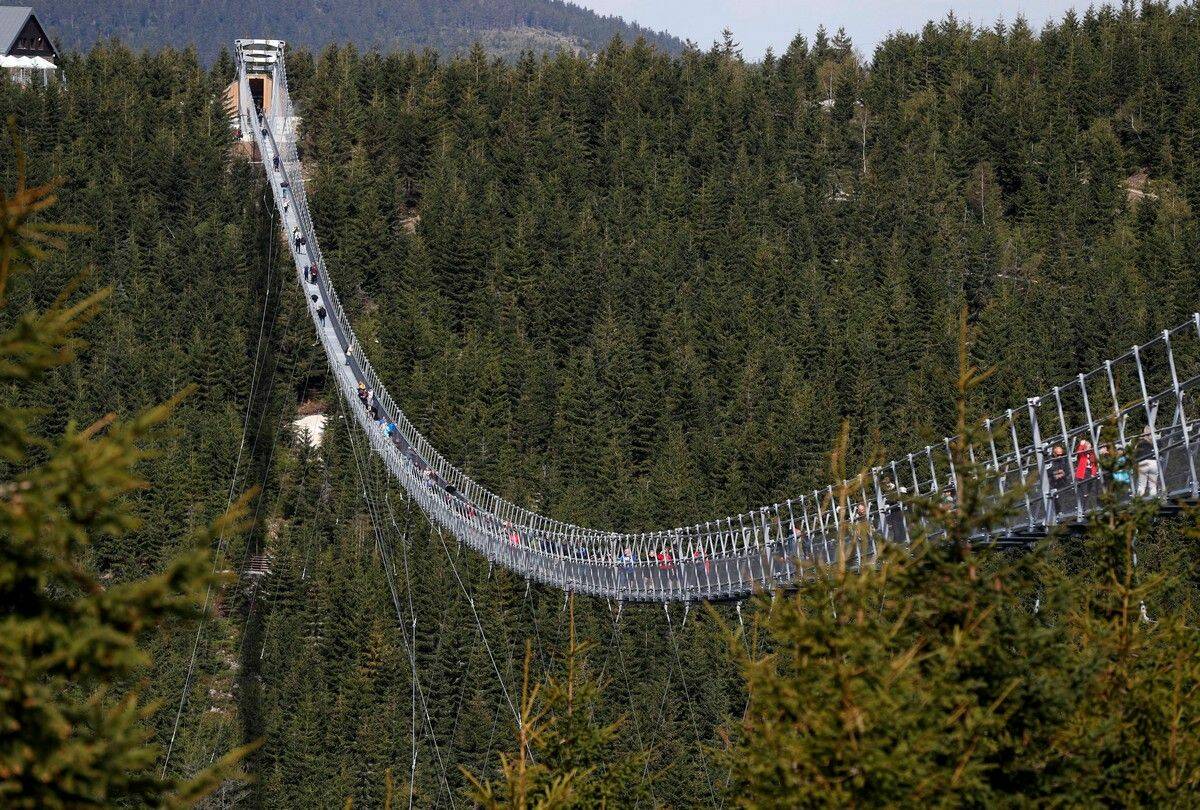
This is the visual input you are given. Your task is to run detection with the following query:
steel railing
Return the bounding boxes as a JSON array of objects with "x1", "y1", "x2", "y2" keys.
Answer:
[{"x1": 235, "y1": 42, "x2": 1200, "y2": 602}]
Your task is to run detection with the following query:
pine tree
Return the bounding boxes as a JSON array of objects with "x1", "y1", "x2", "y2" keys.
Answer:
[
  {"x1": 462, "y1": 600, "x2": 653, "y2": 808},
  {"x1": 0, "y1": 138, "x2": 251, "y2": 808}
]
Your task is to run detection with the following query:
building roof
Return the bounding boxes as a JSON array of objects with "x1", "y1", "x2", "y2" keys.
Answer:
[
  {"x1": 0, "y1": 6, "x2": 55, "y2": 59},
  {"x1": 0, "y1": 7, "x2": 32, "y2": 53}
]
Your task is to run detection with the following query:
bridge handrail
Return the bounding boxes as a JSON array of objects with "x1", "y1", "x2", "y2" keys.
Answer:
[{"x1": 236, "y1": 42, "x2": 1200, "y2": 601}]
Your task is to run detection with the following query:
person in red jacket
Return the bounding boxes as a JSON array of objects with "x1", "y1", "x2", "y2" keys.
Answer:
[
  {"x1": 1074, "y1": 438, "x2": 1100, "y2": 511},
  {"x1": 656, "y1": 546, "x2": 674, "y2": 590}
]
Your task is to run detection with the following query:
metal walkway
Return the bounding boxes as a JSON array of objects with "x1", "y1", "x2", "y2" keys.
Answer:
[{"x1": 235, "y1": 41, "x2": 1200, "y2": 603}]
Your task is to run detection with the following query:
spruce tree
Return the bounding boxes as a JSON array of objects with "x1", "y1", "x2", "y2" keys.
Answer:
[{"x1": 0, "y1": 139, "x2": 250, "y2": 808}]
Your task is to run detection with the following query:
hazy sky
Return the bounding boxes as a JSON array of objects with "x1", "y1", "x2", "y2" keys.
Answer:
[{"x1": 577, "y1": 0, "x2": 1088, "y2": 59}]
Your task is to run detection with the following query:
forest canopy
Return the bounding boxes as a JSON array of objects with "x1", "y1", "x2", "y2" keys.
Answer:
[
  {"x1": 34, "y1": 0, "x2": 685, "y2": 62},
  {"x1": 2, "y1": 1, "x2": 1200, "y2": 806}
]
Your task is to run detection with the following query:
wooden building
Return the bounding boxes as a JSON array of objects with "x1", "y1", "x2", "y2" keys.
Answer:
[{"x1": 0, "y1": 6, "x2": 57, "y2": 83}]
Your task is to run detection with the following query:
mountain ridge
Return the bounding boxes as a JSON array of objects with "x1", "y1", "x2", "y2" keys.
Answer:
[{"x1": 34, "y1": 0, "x2": 685, "y2": 61}]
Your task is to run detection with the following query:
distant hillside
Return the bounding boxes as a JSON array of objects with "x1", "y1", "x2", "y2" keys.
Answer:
[{"x1": 35, "y1": 0, "x2": 685, "y2": 60}]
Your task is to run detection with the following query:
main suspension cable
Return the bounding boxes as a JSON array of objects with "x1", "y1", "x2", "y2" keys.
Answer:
[
  {"x1": 162, "y1": 190, "x2": 277, "y2": 777},
  {"x1": 664, "y1": 604, "x2": 718, "y2": 807},
  {"x1": 339, "y1": 391, "x2": 456, "y2": 807},
  {"x1": 422, "y1": 511, "x2": 524, "y2": 752},
  {"x1": 383, "y1": 492, "x2": 421, "y2": 810}
]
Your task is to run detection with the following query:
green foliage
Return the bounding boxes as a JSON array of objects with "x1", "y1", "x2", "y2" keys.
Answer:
[
  {"x1": 8, "y1": 3, "x2": 1200, "y2": 805},
  {"x1": 2, "y1": 44, "x2": 282, "y2": 788},
  {"x1": 36, "y1": 0, "x2": 685, "y2": 62},
  {"x1": 250, "y1": 5, "x2": 1200, "y2": 804},
  {"x1": 293, "y1": 1, "x2": 1200, "y2": 536},
  {"x1": 463, "y1": 601, "x2": 652, "y2": 808},
  {"x1": 736, "y1": 482, "x2": 1200, "y2": 805},
  {"x1": 0, "y1": 141, "x2": 251, "y2": 807},
  {"x1": 731, "y1": 322, "x2": 1200, "y2": 805}
]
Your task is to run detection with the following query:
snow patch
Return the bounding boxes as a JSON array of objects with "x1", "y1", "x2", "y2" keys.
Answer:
[{"x1": 293, "y1": 414, "x2": 327, "y2": 448}]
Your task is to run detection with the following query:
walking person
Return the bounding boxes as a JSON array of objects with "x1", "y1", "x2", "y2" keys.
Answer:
[
  {"x1": 1102, "y1": 442, "x2": 1132, "y2": 493},
  {"x1": 618, "y1": 546, "x2": 635, "y2": 590},
  {"x1": 1048, "y1": 444, "x2": 1071, "y2": 519},
  {"x1": 316, "y1": 303, "x2": 326, "y2": 325},
  {"x1": 1074, "y1": 438, "x2": 1099, "y2": 511},
  {"x1": 1135, "y1": 426, "x2": 1160, "y2": 496},
  {"x1": 656, "y1": 545, "x2": 674, "y2": 592},
  {"x1": 692, "y1": 545, "x2": 711, "y2": 588},
  {"x1": 292, "y1": 226, "x2": 302, "y2": 252}
]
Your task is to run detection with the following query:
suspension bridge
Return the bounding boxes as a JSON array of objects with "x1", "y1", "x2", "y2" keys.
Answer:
[{"x1": 233, "y1": 40, "x2": 1200, "y2": 605}]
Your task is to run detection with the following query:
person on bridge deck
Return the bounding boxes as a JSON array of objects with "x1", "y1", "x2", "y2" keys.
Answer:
[
  {"x1": 1074, "y1": 438, "x2": 1100, "y2": 510},
  {"x1": 618, "y1": 547, "x2": 634, "y2": 588},
  {"x1": 345, "y1": 341, "x2": 354, "y2": 366},
  {"x1": 941, "y1": 482, "x2": 957, "y2": 509},
  {"x1": 316, "y1": 304, "x2": 326, "y2": 324},
  {"x1": 1048, "y1": 444, "x2": 1071, "y2": 512},
  {"x1": 885, "y1": 492, "x2": 908, "y2": 544},
  {"x1": 641, "y1": 549, "x2": 657, "y2": 587},
  {"x1": 657, "y1": 547, "x2": 674, "y2": 570},
  {"x1": 282, "y1": 198, "x2": 289, "y2": 216},
  {"x1": 693, "y1": 545, "x2": 710, "y2": 582},
  {"x1": 272, "y1": 154, "x2": 280, "y2": 172},
  {"x1": 1135, "y1": 426, "x2": 1160, "y2": 496},
  {"x1": 1074, "y1": 439, "x2": 1099, "y2": 476},
  {"x1": 1102, "y1": 442, "x2": 1131, "y2": 491},
  {"x1": 303, "y1": 264, "x2": 310, "y2": 283},
  {"x1": 356, "y1": 382, "x2": 368, "y2": 408},
  {"x1": 292, "y1": 226, "x2": 302, "y2": 251}
]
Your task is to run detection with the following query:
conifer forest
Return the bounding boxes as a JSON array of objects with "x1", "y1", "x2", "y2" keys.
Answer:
[{"x1": 5, "y1": 1, "x2": 1200, "y2": 806}]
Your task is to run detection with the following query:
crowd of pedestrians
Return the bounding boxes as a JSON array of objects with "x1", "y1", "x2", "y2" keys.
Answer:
[{"x1": 1043, "y1": 426, "x2": 1168, "y2": 519}]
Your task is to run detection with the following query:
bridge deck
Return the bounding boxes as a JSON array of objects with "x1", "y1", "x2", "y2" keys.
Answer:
[{"x1": 234, "y1": 42, "x2": 1200, "y2": 603}]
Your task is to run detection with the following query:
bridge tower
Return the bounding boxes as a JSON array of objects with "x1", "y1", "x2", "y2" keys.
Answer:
[{"x1": 226, "y1": 39, "x2": 285, "y2": 142}]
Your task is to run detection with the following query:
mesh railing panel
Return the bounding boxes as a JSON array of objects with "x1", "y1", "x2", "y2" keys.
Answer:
[{"x1": 235, "y1": 43, "x2": 1200, "y2": 602}]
